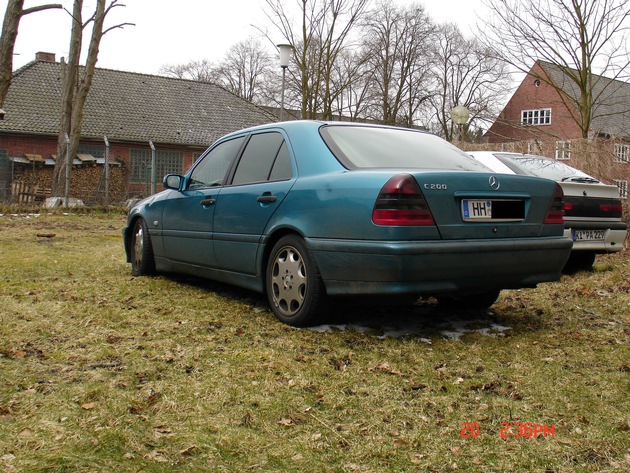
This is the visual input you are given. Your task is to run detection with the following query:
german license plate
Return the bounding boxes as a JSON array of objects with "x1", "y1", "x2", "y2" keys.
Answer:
[
  {"x1": 462, "y1": 200, "x2": 492, "y2": 220},
  {"x1": 572, "y1": 229, "x2": 605, "y2": 241}
]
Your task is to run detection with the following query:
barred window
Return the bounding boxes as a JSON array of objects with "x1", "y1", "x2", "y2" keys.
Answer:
[
  {"x1": 0, "y1": 148, "x2": 10, "y2": 200},
  {"x1": 192, "y1": 152, "x2": 204, "y2": 164},
  {"x1": 521, "y1": 108, "x2": 551, "y2": 126},
  {"x1": 614, "y1": 180, "x2": 628, "y2": 199},
  {"x1": 555, "y1": 140, "x2": 571, "y2": 160},
  {"x1": 77, "y1": 144, "x2": 105, "y2": 159},
  {"x1": 614, "y1": 144, "x2": 629, "y2": 163},
  {"x1": 527, "y1": 141, "x2": 542, "y2": 154},
  {"x1": 130, "y1": 149, "x2": 184, "y2": 183}
]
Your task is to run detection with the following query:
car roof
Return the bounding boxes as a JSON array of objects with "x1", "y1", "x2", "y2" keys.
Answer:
[{"x1": 220, "y1": 120, "x2": 433, "y2": 140}]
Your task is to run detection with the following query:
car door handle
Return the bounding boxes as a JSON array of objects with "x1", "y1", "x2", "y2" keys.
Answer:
[
  {"x1": 256, "y1": 195, "x2": 277, "y2": 203},
  {"x1": 200, "y1": 198, "x2": 216, "y2": 206}
]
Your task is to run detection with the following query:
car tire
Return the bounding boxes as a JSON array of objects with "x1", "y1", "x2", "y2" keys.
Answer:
[
  {"x1": 437, "y1": 290, "x2": 500, "y2": 311},
  {"x1": 563, "y1": 252, "x2": 596, "y2": 273},
  {"x1": 266, "y1": 235, "x2": 326, "y2": 327},
  {"x1": 131, "y1": 219, "x2": 156, "y2": 276}
]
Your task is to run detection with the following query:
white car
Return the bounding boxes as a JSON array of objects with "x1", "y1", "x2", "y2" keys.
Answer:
[{"x1": 469, "y1": 151, "x2": 627, "y2": 271}]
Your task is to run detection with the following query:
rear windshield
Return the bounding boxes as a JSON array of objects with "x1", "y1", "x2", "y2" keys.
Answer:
[
  {"x1": 320, "y1": 125, "x2": 490, "y2": 171},
  {"x1": 494, "y1": 153, "x2": 594, "y2": 181}
]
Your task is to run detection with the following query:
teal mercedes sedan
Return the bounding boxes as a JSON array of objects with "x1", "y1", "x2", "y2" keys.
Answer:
[{"x1": 123, "y1": 121, "x2": 572, "y2": 326}]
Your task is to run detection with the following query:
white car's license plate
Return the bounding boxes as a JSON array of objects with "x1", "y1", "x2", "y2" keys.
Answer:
[
  {"x1": 462, "y1": 199, "x2": 492, "y2": 220},
  {"x1": 572, "y1": 229, "x2": 605, "y2": 241}
]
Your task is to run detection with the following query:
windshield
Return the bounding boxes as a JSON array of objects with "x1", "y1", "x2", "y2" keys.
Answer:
[
  {"x1": 320, "y1": 125, "x2": 490, "y2": 171},
  {"x1": 494, "y1": 153, "x2": 596, "y2": 181}
]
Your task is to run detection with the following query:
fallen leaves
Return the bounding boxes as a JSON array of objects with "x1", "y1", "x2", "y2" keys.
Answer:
[{"x1": 370, "y1": 362, "x2": 403, "y2": 376}]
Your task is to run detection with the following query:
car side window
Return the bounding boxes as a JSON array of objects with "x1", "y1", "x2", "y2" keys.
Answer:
[
  {"x1": 188, "y1": 136, "x2": 245, "y2": 189},
  {"x1": 232, "y1": 132, "x2": 291, "y2": 185},
  {"x1": 269, "y1": 142, "x2": 292, "y2": 181}
]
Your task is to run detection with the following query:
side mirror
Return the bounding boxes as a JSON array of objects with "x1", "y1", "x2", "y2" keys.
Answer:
[{"x1": 163, "y1": 174, "x2": 183, "y2": 190}]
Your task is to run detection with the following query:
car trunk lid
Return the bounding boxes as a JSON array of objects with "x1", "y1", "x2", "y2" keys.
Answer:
[{"x1": 410, "y1": 172, "x2": 561, "y2": 240}]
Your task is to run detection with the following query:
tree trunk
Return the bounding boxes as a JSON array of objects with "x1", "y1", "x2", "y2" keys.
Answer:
[
  {"x1": 0, "y1": 0, "x2": 24, "y2": 110},
  {"x1": 51, "y1": 0, "x2": 83, "y2": 196},
  {"x1": 0, "y1": 1, "x2": 62, "y2": 110},
  {"x1": 51, "y1": 0, "x2": 110, "y2": 197}
]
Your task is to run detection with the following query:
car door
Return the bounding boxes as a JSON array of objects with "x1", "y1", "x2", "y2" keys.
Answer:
[
  {"x1": 213, "y1": 131, "x2": 295, "y2": 274},
  {"x1": 161, "y1": 136, "x2": 246, "y2": 267}
]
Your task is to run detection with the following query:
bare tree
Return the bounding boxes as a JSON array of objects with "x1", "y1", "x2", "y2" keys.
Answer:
[
  {"x1": 159, "y1": 59, "x2": 216, "y2": 82},
  {"x1": 331, "y1": 48, "x2": 371, "y2": 120},
  {"x1": 262, "y1": 0, "x2": 369, "y2": 119},
  {"x1": 213, "y1": 38, "x2": 274, "y2": 102},
  {"x1": 0, "y1": 0, "x2": 62, "y2": 112},
  {"x1": 360, "y1": 1, "x2": 434, "y2": 126},
  {"x1": 479, "y1": 0, "x2": 630, "y2": 139},
  {"x1": 52, "y1": 0, "x2": 132, "y2": 196},
  {"x1": 430, "y1": 24, "x2": 511, "y2": 141}
]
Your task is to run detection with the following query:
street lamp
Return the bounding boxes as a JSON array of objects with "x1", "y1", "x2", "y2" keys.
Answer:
[
  {"x1": 276, "y1": 43, "x2": 293, "y2": 121},
  {"x1": 450, "y1": 105, "x2": 470, "y2": 142}
]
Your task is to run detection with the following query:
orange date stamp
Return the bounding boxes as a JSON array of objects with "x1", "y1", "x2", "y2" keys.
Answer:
[{"x1": 460, "y1": 421, "x2": 555, "y2": 439}]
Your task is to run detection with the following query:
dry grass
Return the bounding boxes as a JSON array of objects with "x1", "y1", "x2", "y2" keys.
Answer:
[{"x1": 0, "y1": 210, "x2": 628, "y2": 472}]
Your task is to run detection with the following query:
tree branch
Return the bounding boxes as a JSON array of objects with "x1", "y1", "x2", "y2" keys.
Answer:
[{"x1": 21, "y1": 4, "x2": 62, "y2": 16}]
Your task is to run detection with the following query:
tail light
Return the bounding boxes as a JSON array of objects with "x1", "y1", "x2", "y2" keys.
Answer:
[
  {"x1": 372, "y1": 174, "x2": 435, "y2": 226},
  {"x1": 600, "y1": 201, "x2": 623, "y2": 218},
  {"x1": 544, "y1": 183, "x2": 565, "y2": 224}
]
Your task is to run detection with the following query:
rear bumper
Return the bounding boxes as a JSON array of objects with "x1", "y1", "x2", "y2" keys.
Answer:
[
  {"x1": 564, "y1": 222, "x2": 627, "y2": 253},
  {"x1": 307, "y1": 236, "x2": 573, "y2": 296}
]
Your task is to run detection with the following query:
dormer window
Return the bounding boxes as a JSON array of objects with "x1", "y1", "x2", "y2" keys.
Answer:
[{"x1": 521, "y1": 108, "x2": 551, "y2": 126}]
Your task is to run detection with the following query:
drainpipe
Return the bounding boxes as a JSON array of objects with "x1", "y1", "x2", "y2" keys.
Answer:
[
  {"x1": 149, "y1": 140, "x2": 156, "y2": 195},
  {"x1": 104, "y1": 135, "x2": 110, "y2": 204},
  {"x1": 65, "y1": 133, "x2": 70, "y2": 207}
]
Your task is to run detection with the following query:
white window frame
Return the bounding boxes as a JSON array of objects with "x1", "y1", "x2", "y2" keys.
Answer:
[
  {"x1": 521, "y1": 108, "x2": 551, "y2": 126},
  {"x1": 614, "y1": 144, "x2": 629, "y2": 163},
  {"x1": 555, "y1": 140, "x2": 571, "y2": 160},
  {"x1": 527, "y1": 141, "x2": 542, "y2": 154},
  {"x1": 614, "y1": 180, "x2": 628, "y2": 199}
]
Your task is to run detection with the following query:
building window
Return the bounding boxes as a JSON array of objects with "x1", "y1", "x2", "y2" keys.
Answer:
[
  {"x1": 0, "y1": 148, "x2": 10, "y2": 200},
  {"x1": 521, "y1": 108, "x2": 551, "y2": 126},
  {"x1": 614, "y1": 180, "x2": 628, "y2": 199},
  {"x1": 130, "y1": 149, "x2": 184, "y2": 183},
  {"x1": 555, "y1": 140, "x2": 571, "y2": 160},
  {"x1": 614, "y1": 144, "x2": 629, "y2": 163},
  {"x1": 77, "y1": 144, "x2": 104, "y2": 159},
  {"x1": 527, "y1": 141, "x2": 542, "y2": 154}
]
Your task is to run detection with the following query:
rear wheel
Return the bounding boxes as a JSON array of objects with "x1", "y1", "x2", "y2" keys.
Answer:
[
  {"x1": 563, "y1": 251, "x2": 596, "y2": 273},
  {"x1": 437, "y1": 290, "x2": 500, "y2": 311},
  {"x1": 131, "y1": 219, "x2": 155, "y2": 276},
  {"x1": 266, "y1": 235, "x2": 326, "y2": 327}
]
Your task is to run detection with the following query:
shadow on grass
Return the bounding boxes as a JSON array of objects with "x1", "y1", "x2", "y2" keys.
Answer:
[{"x1": 161, "y1": 273, "x2": 546, "y2": 342}]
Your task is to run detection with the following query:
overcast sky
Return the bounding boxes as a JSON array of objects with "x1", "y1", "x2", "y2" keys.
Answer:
[{"x1": 4, "y1": 0, "x2": 484, "y2": 75}]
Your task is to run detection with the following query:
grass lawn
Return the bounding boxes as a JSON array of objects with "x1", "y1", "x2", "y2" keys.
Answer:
[{"x1": 0, "y1": 210, "x2": 628, "y2": 472}]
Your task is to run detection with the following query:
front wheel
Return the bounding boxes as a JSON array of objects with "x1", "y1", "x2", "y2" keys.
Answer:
[
  {"x1": 131, "y1": 219, "x2": 156, "y2": 276},
  {"x1": 266, "y1": 235, "x2": 326, "y2": 327}
]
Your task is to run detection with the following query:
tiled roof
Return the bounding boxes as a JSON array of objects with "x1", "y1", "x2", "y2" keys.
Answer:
[
  {"x1": 539, "y1": 60, "x2": 630, "y2": 138},
  {"x1": 0, "y1": 59, "x2": 277, "y2": 146}
]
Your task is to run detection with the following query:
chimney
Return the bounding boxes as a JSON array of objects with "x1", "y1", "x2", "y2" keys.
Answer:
[{"x1": 35, "y1": 52, "x2": 56, "y2": 62}]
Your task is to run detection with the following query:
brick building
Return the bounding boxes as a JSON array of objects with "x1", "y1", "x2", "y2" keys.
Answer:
[
  {"x1": 0, "y1": 53, "x2": 277, "y2": 204},
  {"x1": 485, "y1": 60, "x2": 630, "y2": 200}
]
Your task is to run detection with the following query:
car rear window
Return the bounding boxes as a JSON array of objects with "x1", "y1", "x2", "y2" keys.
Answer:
[
  {"x1": 320, "y1": 125, "x2": 489, "y2": 171},
  {"x1": 494, "y1": 153, "x2": 594, "y2": 181}
]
